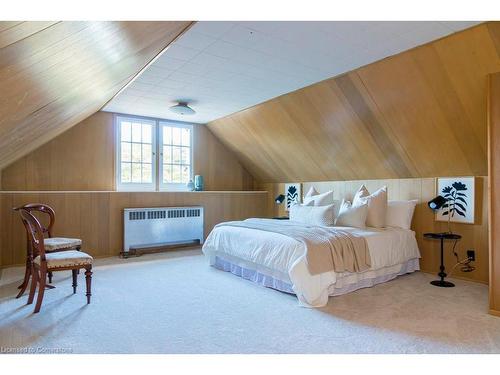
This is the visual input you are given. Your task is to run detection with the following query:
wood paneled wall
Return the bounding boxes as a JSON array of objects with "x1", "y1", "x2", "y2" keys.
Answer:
[
  {"x1": 1, "y1": 111, "x2": 255, "y2": 191},
  {"x1": 194, "y1": 124, "x2": 255, "y2": 191},
  {"x1": 259, "y1": 177, "x2": 489, "y2": 284},
  {"x1": 209, "y1": 23, "x2": 500, "y2": 183},
  {"x1": 0, "y1": 21, "x2": 192, "y2": 170},
  {"x1": 488, "y1": 72, "x2": 500, "y2": 316},
  {"x1": 1, "y1": 112, "x2": 116, "y2": 191},
  {"x1": 0, "y1": 191, "x2": 268, "y2": 267}
]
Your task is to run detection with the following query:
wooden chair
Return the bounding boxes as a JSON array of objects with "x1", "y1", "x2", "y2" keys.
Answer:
[
  {"x1": 13, "y1": 203, "x2": 82, "y2": 298},
  {"x1": 19, "y1": 209, "x2": 93, "y2": 313}
]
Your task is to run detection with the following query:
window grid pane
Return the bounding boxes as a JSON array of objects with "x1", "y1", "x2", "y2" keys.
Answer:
[
  {"x1": 131, "y1": 122, "x2": 142, "y2": 142},
  {"x1": 121, "y1": 162, "x2": 131, "y2": 182},
  {"x1": 131, "y1": 163, "x2": 141, "y2": 183},
  {"x1": 163, "y1": 164, "x2": 172, "y2": 183},
  {"x1": 121, "y1": 142, "x2": 131, "y2": 162},
  {"x1": 121, "y1": 122, "x2": 131, "y2": 142},
  {"x1": 163, "y1": 145, "x2": 172, "y2": 164},
  {"x1": 172, "y1": 146, "x2": 181, "y2": 164},
  {"x1": 142, "y1": 163, "x2": 152, "y2": 183},
  {"x1": 160, "y1": 124, "x2": 192, "y2": 185},
  {"x1": 163, "y1": 126, "x2": 172, "y2": 145},
  {"x1": 119, "y1": 118, "x2": 154, "y2": 186},
  {"x1": 172, "y1": 127, "x2": 181, "y2": 146},
  {"x1": 181, "y1": 128, "x2": 191, "y2": 147}
]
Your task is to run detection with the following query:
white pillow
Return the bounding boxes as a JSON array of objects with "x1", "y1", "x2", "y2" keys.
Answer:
[
  {"x1": 305, "y1": 186, "x2": 319, "y2": 198},
  {"x1": 289, "y1": 204, "x2": 334, "y2": 226},
  {"x1": 352, "y1": 184, "x2": 370, "y2": 204},
  {"x1": 386, "y1": 200, "x2": 418, "y2": 230},
  {"x1": 335, "y1": 199, "x2": 369, "y2": 229},
  {"x1": 303, "y1": 190, "x2": 334, "y2": 206},
  {"x1": 352, "y1": 185, "x2": 388, "y2": 228},
  {"x1": 332, "y1": 199, "x2": 342, "y2": 218}
]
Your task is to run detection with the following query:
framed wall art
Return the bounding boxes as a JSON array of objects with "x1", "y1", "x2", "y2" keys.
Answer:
[
  {"x1": 284, "y1": 183, "x2": 302, "y2": 211},
  {"x1": 436, "y1": 177, "x2": 475, "y2": 224}
]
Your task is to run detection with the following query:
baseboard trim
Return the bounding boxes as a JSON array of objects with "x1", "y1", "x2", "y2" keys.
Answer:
[{"x1": 489, "y1": 309, "x2": 500, "y2": 317}]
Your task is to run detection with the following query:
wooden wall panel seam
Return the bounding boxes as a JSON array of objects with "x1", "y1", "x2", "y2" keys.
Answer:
[
  {"x1": 354, "y1": 71, "x2": 420, "y2": 177},
  {"x1": 335, "y1": 74, "x2": 412, "y2": 177}
]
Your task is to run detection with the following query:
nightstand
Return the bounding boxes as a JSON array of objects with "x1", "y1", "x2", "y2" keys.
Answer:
[{"x1": 424, "y1": 232, "x2": 462, "y2": 287}]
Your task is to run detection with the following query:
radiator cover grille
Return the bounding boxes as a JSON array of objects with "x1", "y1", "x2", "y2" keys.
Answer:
[{"x1": 123, "y1": 206, "x2": 204, "y2": 252}]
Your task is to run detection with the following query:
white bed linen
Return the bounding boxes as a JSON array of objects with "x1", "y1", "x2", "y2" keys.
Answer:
[{"x1": 202, "y1": 223, "x2": 420, "y2": 307}]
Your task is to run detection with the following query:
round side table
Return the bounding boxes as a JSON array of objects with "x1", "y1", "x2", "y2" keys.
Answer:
[{"x1": 423, "y1": 232, "x2": 461, "y2": 287}]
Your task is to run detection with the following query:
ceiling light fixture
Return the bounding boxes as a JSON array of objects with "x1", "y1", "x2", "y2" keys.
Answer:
[{"x1": 169, "y1": 102, "x2": 196, "y2": 115}]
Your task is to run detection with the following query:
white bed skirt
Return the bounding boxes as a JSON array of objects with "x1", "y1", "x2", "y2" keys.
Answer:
[{"x1": 213, "y1": 256, "x2": 420, "y2": 304}]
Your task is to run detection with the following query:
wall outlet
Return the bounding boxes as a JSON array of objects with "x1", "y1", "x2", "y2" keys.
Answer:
[{"x1": 467, "y1": 249, "x2": 476, "y2": 261}]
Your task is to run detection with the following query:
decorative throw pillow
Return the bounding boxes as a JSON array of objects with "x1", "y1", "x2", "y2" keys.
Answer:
[
  {"x1": 289, "y1": 203, "x2": 335, "y2": 226},
  {"x1": 332, "y1": 199, "x2": 342, "y2": 218},
  {"x1": 352, "y1": 185, "x2": 388, "y2": 228},
  {"x1": 386, "y1": 200, "x2": 418, "y2": 230},
  {"x1": 352, "y1": 185, "x2": 370, "y2": 205},
  {"x1": 305, "y1": 186, "x2": 320, "y2": 198},
  {"x1": 303, "y1": 190, "x2": 334, "y2": 207},
  {"x1": 334, "y1": 199, "x2": 369, "y2": 228}
]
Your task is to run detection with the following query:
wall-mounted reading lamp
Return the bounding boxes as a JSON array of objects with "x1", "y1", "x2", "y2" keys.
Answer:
[
  {"x1": 275, "y1": 194, "x2": 285, "y2": 205},
  {"x1": 428, "y1": 195, "x2": 447, "y2": 211},
  {"x1": 428, "y1": 195, "x2": 451, "y2": 233}
]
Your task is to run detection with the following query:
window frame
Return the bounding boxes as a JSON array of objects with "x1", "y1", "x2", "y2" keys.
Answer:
[
  {"x1": 158, "y1": 120, "x2": 194, "y2": 192},
  {"x1": 114, "y1": 114, "x2": 194, "y2": 192},
  {"x1": 115, "y1": 115, "x2": 157, "y2": 192}
]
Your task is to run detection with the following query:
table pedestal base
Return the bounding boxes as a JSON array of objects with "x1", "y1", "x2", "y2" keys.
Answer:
[{"x1": 430, "y1": 280, "x2": 455, "y2": 287}]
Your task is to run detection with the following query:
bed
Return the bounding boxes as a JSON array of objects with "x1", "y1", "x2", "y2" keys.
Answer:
[{"x1": 202, "y1": 218, "x2": 421, "y2": 307}]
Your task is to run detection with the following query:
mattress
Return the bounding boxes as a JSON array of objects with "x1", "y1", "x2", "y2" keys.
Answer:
[{"x1": 202, "y1": 223, "x2": 421, "y2": 307}]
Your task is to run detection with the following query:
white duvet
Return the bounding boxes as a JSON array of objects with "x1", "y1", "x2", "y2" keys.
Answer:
[{"x1": 202, "y1": 221, "x2": 421, "y2": 307}]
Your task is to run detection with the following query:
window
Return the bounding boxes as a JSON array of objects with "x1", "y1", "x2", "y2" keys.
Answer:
[
  {"x1": 159, "y1": 122, "x2": 192, "y2": 190},
  {"x1": 115, "y1": 115, "x2": 193, "y2": 191}
]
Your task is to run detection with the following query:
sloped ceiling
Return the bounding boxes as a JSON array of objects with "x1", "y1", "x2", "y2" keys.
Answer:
[
  {"x1": 104, "y1": 21, "x2": 481, "y2": 124},
  {"x1": 208, "y1": 22, "x2": 500, "y2": 183},
  {"x1": 0, "y1": 21, "x2": 192, "y2": 170}
]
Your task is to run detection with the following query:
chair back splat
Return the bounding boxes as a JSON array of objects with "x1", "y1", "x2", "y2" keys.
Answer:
[
  {"x1": 14, "y1": 203, "x2": 55, "y2": 237},
  {"x1": 19, "y1": 209, "x2": 48, "y2": 264}
]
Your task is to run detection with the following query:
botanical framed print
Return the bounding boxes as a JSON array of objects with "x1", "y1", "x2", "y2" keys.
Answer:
[
  {"x1": 284, "y1": 183, "x2": 302, "y2": 211},
  {"x1": 436, "y1": 177, "x2": 475, "y2": 224}
]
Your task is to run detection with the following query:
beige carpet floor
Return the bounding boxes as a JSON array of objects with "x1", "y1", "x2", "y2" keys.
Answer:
[{"x1": 1, "y1": 249, "x2": 500, "y2": 354}]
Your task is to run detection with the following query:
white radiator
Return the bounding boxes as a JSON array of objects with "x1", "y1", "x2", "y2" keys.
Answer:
[{"x1": 123, "y1": 206, "x2": 204, "y2": 254}]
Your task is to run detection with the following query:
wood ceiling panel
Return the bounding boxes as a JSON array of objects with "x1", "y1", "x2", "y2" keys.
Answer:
[
  {"x1": 0, "y1": 21, "x2": 192, "y2": 170},
  {"x1": 0, "y1": 22, "x2": 23, "y2": 33},
  {"x1": 0, "y1": 21, "x2": 58, "y2": 48},
  {"x1": 208, "y1": 22, "x2": 500, "y2": 183}
]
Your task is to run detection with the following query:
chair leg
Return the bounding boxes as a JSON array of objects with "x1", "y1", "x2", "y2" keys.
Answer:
[
  {"x1": 27, "y1": 266, "x2": 38, "y2": 305},
  {"x1": 19, "y1": 238, "x2": 32, "y2": 289},
  {"x1": 48, "y1": 271, "x2": 53, "y2": 284},
  {"x1": 34, "y1": 268, "x2": 47, "y2": 313},
  {"x1": 17, "y1": 258, "x2": 31, "y2": 290},
  {"x1": 85, "y1": 266, "x2": 92, "y2": 304},
  {"x1": 77, "y1": 247, "x2": 81, "y2": 275},
  {"x1": 72, "y1": 269, "x2": 78, "y2": 294},
  {"x1": 16, "y1": 260, "x2": 32, "y2": 298}
]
